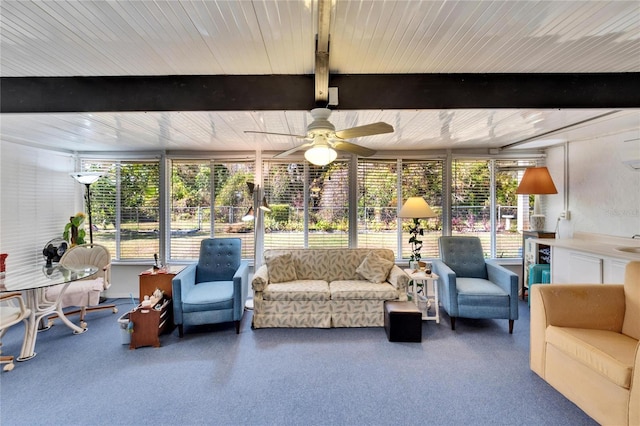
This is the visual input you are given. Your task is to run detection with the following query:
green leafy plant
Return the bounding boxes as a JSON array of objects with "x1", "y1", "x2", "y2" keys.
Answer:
[
  {"x1": 407, "y1": 218, "x2": 424, "y2": 262},
  {"x1": 63, "y1": 212, "x2": 87, "y2": 246}
]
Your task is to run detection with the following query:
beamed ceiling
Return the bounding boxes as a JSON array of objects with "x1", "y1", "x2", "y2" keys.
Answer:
[{"x1": 1, "y1": 0, "x2": 639, "y2": 158}]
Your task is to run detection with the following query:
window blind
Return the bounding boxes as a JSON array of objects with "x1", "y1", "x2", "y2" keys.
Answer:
[
  {"x1": 452, "y1": 160, "x2": 492, "y2": 255},
  {"x1": 0, "y1": 144, "x2": 76, "y2": 273},
  {"x1": 81, "y1": 159, "x2": 160, "y2": 261},
  {"x1": 357, "y1": 160, "x2": 398, "y2": 252},
  {"x1": 495, "y1": 159, "x2": 538, "y2": 258},
  {"x1": 210, "y1": 160, "x2": 254, "y2": 259},
  {"x1": 399, "y1": 160, "x2": 444, "y2": 259},
  {"x1": 307, "y1": 161, "x2": 349, "y2": 248},
  {"x1": 169, "y1": 160, "x2": 211, "y2": 260},
  {"x1": 262, "y1": 161, "x2": 306, "y2": 249}
]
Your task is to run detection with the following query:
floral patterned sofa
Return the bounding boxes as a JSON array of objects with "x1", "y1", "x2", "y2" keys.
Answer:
[{"x1": 251, "y1": 248, "x2": 410, "y2": 328}]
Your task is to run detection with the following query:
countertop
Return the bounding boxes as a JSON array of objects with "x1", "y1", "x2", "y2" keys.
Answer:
[{"x1": 529, "y1": 232, "x2": 640, "y2": 261}]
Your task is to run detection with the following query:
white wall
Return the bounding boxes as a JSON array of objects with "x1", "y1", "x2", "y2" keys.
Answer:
[{"x1": 546, "y1": 129, "x2": 640, "y2": 239}]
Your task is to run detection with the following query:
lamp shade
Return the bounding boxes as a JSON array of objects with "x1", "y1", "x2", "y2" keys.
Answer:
[
  {"x1": 70, "y1": 171, "x2": 104, "y2": 185},
  {"x1": 259, "y1": 196, "x2": 271, "y2": 212},
  {"x1": 241, "y1": 207, "x2": 255, "y2": 222},
  {"x1": 398, "y1": 197, "x2": 436, "y2": 218},
  {"x1": 515, "y1": 167, "x2": 558, "y2": 194},
  {"x1": 246, "y1": 181, "x2": 255, "y2": 195}
]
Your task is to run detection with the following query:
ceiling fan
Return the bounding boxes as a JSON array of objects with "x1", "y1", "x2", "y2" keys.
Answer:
[
  {"x1": 244, "y1": 107, "x2": 394, "y2": 166},
  {"x1": 244, "y1": 0, "x2": 393, "y2": 166}
]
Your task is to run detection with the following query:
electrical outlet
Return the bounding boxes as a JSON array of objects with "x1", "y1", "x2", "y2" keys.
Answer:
[{"x1": 560, "y1": 211, "x2": 571, "y2": 220}]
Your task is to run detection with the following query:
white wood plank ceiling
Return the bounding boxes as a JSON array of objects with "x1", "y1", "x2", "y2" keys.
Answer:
[{"x1": 1, "y1": 0, "x2": 639, "y2": 156}]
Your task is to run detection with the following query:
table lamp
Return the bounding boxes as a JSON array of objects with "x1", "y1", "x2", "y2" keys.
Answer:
[
  {"x1": 398, "y1": 197, "x2": 437, "y2": 267},
  {"x1": 516, "y1": 167, "x2": 558, "y2": 231}
]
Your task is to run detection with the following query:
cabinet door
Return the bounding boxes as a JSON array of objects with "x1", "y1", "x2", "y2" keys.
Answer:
[
  {"x1": 551, "y1": 247, "x2": 570, "y2": 283},
  {"x1": 603, "y1": 258, "x2": 628, "y2": 284},
  {"x1": 569, "y1": 252, "x2": 602, "y2": 283}
]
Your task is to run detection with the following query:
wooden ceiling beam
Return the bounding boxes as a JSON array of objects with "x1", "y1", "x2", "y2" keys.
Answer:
[{"x1": 1, "y1": 73, "x2": 638, "y2": 113}]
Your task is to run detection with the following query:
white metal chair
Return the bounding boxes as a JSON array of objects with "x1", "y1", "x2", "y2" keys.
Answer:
[
  {"x1": 44, "y1": 243, "x2": 117, "y2": 330},
  {"x1": 0, "y1": 292, "x2": 31, "y2": 372}
]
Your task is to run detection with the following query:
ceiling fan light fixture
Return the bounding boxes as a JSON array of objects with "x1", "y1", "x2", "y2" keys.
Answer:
[{"x1": 305, "y1": 145, "x2": 337, "y2": 166}]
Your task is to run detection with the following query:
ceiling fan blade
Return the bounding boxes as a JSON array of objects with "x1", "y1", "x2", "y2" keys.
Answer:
[
  {"x1": 244, "y1": 130, "x2": 306, "y2": 139},
  {"x1": 334, "y1": 122, "x2": 394, "y2": 139},
  {"x1": 332, "y1": 140, "x2": 377, "y2": 157},
  {"x1": 273, "y1": 142, "x2": 313, "y2": 158}
]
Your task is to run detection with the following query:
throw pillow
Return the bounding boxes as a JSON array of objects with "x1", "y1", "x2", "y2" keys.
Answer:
[
  {"x1": 356, "y1": 252, "x2": 394, "y2": 283},
  {"x1": 266, "y1": 253, "x2": 298, "y2": 283}
]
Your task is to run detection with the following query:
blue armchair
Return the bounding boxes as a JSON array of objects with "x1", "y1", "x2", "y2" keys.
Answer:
[
  {"x1": 432, "y1": 236, "x2": 519, "y2": 333},
  {"x1": 172, "y1": 238, "x2": 249, "y2": 336}
]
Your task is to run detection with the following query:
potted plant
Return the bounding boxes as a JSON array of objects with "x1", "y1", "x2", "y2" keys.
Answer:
[{"x1": 63, "y1": 212, "x2": 87, "y2": 246}]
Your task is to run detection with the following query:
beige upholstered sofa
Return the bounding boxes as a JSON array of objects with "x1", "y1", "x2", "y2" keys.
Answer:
[
  {"x1": 251, "y1": 248, "x2": 410, "y2": 328},
  {"x1": 530, "y1": 261, "x2": 639, "y2": 426}
]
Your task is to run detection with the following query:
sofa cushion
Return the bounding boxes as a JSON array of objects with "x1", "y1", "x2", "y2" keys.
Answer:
[
  {"x1": 263, "y1": 280, "x2": 330, "y2": 301},
  {"x1": 182, "y1": 281, "x2": 233, "y2": 312},
  {"x1": 46, "y1": 278, "x2": 105, "y2": 307},
  {"x1": 330, "y1": 280, "x2": 399, "y2": 300},
  {"x1": 266, "y1": 253, "x2": 298, "y2": 283},
  {"x1": 356, "y1": 252, "x2": 394, "y2": 283},
  {"x1": 546, "y1": 325, "x2": 637, "y2": 389}
]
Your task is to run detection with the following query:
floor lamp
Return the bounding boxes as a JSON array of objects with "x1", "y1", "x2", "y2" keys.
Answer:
[
  {"x1": 70, "y1": 172, "x2": 104, "y2": 244},
  {"x1": 242, "y1": 182, "x2": 271, "y2": 310}
]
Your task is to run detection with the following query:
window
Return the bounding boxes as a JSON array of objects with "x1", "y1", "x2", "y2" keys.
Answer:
[
  {"x1": 81, "y1": 159, "x2": 160, "y2": 261},
  {"x1": 451, "y1": 159, "x2": 538, "y2": 258},
  {"x1": 495, "y1": 159, "x2": 538, "y2": 258},
  {"x1": 357, "y1": 159, "x2": 444, "y2": 259},
  {"x1": 357, "y1": 160, "x2": 398, "y2": 251},
  {"x1": 211, "y1": 161, "x2": 254, "y2": 259},
  {"x1": 78, "y1": 154, "x2": 538, "y2": 264},
  {"x1": 400, "y1": 160, "x2": 444, "y2": 259},
  {"x1": 262, "y1": 161, "x2": 306, "y2": 249},
  {"x1": 451, "y1": 160, "x2": 491, "y2": 254},
  {"x1": 170, "y1": 160, "x2": 211, "y2": 259},
  {"x1": 307, "y1": 162, "x2": 349, "y2": 248},
  {"x1": 170, "y1": 160, "x2": 254, "y2": 260},
  {"x1": 262, "y1": 160, "x2": 350, "y2": 250}
]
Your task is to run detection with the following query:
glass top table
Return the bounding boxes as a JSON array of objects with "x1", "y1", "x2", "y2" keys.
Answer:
[
  {"x1": 0, "y1": 263, "x2": 98, "y2": 361},
  {"x1": 0, "y1": 264, "x2": 98, "y2": 292}
]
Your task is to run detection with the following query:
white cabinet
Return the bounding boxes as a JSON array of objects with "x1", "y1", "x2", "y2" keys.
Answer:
[
  {"x1": 552, "y1": 247, "x2": 628, "y2": 284},
  {"x1": 603, "y1": 258, "x2": 628, "y2": 284},
  {"x1": 568, "y1": 252, "x2": 602, "y2": 283}
]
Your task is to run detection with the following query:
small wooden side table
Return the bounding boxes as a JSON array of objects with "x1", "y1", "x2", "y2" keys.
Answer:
[
  {"x1": 138, "y1": 265, "x2": 185, "y2": 300},
  {"x1": 405, "y1": 269, "x2": 440, "y2": 323},
  {"x1": 129, "y1": 297, "x2": 172, "y2": 349}
]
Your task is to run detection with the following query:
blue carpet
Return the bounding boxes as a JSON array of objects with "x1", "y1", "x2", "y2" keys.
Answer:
[{"x1": 0, "y1": 298, "x2": 596, "y2": 426}]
